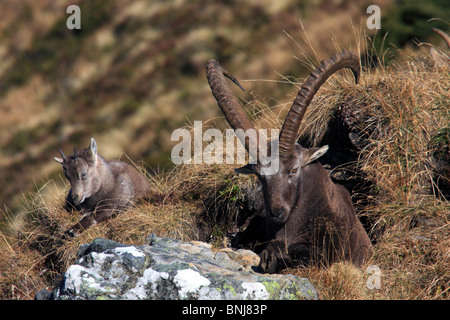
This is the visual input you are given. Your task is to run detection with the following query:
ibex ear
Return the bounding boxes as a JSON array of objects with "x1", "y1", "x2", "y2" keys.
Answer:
[
  {"x1": 54, "y1": 157, "x2": 64, "y2": 164},
  {"x1": 302, "y1": 145, "x2": 329, "y2": 167},
  {"x1": 234, "y1": 163, "x2": 254, "y2": 175},
  {"x1": 90, "y1": 137, "x2": 98, "y2": 163},
  {"x1": 54, "y1": 148, "x2": 66, "y2": 164}
]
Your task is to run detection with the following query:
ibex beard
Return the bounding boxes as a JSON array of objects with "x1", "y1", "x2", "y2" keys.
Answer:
[{"x1": 54, "y1": 138, "x2": 150, "y2": 238}]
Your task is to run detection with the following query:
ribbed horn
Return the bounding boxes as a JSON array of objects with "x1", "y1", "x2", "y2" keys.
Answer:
[
  {"x1": 206, "y1": 59, "x2": 258, "y2": 160},
  {"x1": 278, "y1": 50, "x2": 360, "y2": 159},
  {"x1": 432, "y1": 28, "x2": 450, "y2": 49},
  {"x1": 73, "y1": 147, "x2": 78, "y2": 160}
]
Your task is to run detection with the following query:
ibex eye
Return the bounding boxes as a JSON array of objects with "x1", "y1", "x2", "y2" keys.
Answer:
[
  {"x1": 289, "y1": 168, "x2": 299, "y2": 177},
  {"x1": 80, "y1": 171, "x2": 87, "y2": 180}
]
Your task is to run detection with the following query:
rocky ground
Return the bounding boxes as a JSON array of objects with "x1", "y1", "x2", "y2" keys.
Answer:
[{"x1": 36, "y1": 235, "x2": 318, "y2": 300}]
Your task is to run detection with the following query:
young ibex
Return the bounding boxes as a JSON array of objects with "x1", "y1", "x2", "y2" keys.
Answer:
[
  {"x1": 207, "y1": 51, "x2": 373, "y2": 273},
  {"x1": 54, "y1": 138, "x2": 150, "y2": 237}
]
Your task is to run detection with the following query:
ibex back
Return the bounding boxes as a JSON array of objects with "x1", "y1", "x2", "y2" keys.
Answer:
[
  {"x1": 207, "y1": 51, "x2": 373, "y2": 273},
  {"x1": 54, "y1": 138, "x2": 150, "y2": 237}
]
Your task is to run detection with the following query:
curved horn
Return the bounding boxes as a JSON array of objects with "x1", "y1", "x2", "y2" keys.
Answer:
[
  {"x1": 206, "y1": 59, "x2": 258, "y2": 157},
  {"x1": 59, "y1": 149, "x2": 67, "y2": 162},
  {"x1": 73, "y1": 147, "x2": 79, "y2": 160},
  {"x1": 432, "y1": 28, "x2": 450, "y2": 49},
  {"x1": 278, "y1": 50, "x2": 360, "y2": 159}
]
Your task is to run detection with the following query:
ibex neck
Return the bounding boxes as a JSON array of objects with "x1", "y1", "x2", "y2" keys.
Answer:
[{"x1": 95, "y1": 156, "x2": 115, "y2": 192}]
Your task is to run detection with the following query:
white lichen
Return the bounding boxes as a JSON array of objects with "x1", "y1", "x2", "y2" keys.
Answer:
[
  {"x1": 113, "y1": 246, "x2": 146, "y2": 258},
  {"x1": 241, "y1": 282, "x2": 269, "y2": 300},
  {"x1": 124, "y1": 268, "x2": 169, "y2": 299},
  {"x1": 174, "y1": 269, "x2": 211, "y2": 299}
]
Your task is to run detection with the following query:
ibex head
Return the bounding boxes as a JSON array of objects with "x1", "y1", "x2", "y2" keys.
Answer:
[
  {"x1": 207, "y1": 51, "x2": 360, "y2": 224},
  {"x1": 54, "y1": 138, "x2": 101, "y2": 206}
]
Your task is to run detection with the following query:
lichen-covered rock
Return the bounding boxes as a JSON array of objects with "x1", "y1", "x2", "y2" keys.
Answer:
[{"x1": 39, "y1": 236, "x2": 318, "y2": 300}]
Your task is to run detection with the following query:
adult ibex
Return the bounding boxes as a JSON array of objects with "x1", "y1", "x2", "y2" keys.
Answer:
[
  {"x1": 207, "y1": 51, "x2": 373, "y2": 273},
  {"x1": 54, "y1": 138, "x2": 150, "y2": 237}
]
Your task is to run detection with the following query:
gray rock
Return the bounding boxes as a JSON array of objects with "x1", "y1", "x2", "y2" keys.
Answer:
[
  {"x1": 48, "y1": 235, "x2": 318, "y2": 300},
  {"x1": 76, "y1": 238, "x2": 128, "y2": 258}
]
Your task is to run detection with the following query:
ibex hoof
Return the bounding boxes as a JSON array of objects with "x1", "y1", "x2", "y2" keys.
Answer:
[{"x1": 259, "y1": 249, "x2": 279, "y2": 274}]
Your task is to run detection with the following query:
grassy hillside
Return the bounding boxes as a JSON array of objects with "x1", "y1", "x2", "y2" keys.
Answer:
[
  {"x1": 0, "y1": 0, "x2": 395, "y2": 216},
  {"x1": 0, "y1": 0, "x2": 449, "y2": 299}
]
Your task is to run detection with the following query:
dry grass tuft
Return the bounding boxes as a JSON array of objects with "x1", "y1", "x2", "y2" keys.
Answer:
[{"x1": 288, "y1": 262, "x2": 373, "y2": 300}]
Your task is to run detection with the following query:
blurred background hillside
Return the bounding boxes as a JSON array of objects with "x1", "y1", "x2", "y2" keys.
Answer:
[{"x1": 0, "y1": 0, "x2": 448, "y2": 223}]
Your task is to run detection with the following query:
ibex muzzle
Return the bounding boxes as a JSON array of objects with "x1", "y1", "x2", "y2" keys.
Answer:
[{"x1": 207, "y1": 51, "x2": 372, "y2": 272}]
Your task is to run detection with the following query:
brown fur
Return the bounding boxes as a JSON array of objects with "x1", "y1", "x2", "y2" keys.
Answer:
[
  {"x1": 54, "y1": 138, "x2": 150, "y2": 237},
  {"x1": 233, "y1": 144, "x2": 373, "y2": 273}
]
